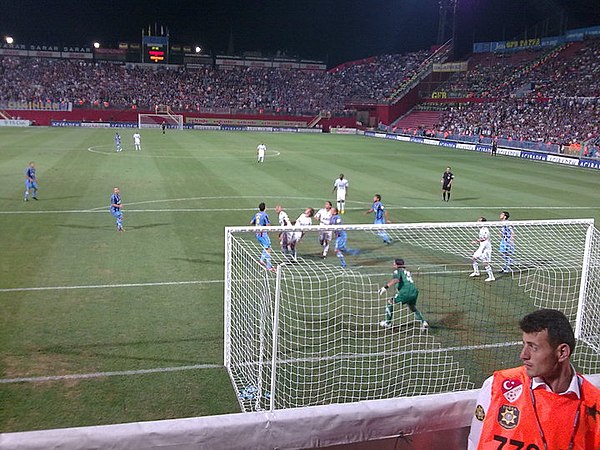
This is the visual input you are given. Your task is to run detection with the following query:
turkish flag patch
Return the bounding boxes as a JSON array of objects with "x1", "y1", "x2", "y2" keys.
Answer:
[{"x1": 501, "y1": 378, "x2": 523, "y2": 403}]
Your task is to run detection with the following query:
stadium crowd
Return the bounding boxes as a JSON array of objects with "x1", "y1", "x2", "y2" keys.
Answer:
[
  {"x1": 433, "y1": 97, "x2": 600, "y2": 150},
  {"x1": 1, "y1": 37, "x2": 599, "y2": 152},
  {"x1": 429, "y1": 38, "x2": 600, "y2": 151},
  {"x1": 0, "y1": 51, "x2": 430, "y2": 115}
]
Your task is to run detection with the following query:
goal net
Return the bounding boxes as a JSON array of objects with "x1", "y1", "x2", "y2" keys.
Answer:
[
  {"x1": 138, "y1": 110, "x2": 184, "y2": 130},
  {"x1": 224, "y1": 219, "x2": 600, "y2": 412}
]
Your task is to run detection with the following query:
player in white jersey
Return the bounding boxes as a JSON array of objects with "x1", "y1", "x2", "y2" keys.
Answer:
[
  {"x1": 332, "y1": 173, "x2": 349, "y2": 214},
  {"x1": 290, "y1": 208, "x2": 314, "y2": 260},
  {"x1": 314, "y1": 201, "x2": 333, "y2": 258},
  {"x1": 256, "y1": 143, "x2": 266, "y2": 163},
  {"x1": 470, "y1": 217, "x2": 495, "y2": 282},
  {"x1": 133, "y1": 132, "x2": 142, "y2": 151},
  {"x1": 274, "y1": 204, "x2": 293, "y2": 258}
]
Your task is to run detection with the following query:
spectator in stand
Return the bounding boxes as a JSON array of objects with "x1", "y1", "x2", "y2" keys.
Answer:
[
  {"x1": 0, "y1": 51, "x2": 432, "y2": 116},
  {"x1": 2, "y1": 37, "x2": 600, "y2": 152}
]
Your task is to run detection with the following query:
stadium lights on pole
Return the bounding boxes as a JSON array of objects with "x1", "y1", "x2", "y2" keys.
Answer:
[
  {"x1": 195, "y1": 46, "x2": 202, "y2": 54},
  {"x1": 452, "y1": 0, "x2": 458, "y2": 58},
  {"x1": 5, "y1": 36, "x2": 14, "y2": 45},
  {"x1": 93, "y1": 42, "x2": 100, "y2": 49}
]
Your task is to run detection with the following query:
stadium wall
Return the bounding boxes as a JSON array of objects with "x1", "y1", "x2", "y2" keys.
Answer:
[
  {"x1": 5, "y1": 109, "x2": 356, "y2": 130},
  {"x1": 3, "y1": 376, "x2": 600, "y2": 449},
  {"x1": 0, "y1": 389, "x2": 476, "y2": 450},
  {"x1": 364, "y1": 130, "x2": 600, "y2": 170}
]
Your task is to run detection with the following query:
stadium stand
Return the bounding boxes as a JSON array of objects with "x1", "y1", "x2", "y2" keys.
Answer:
[
  {"x1": 392, "y1": 110, "x2": 443, "y2": 133},
  {"x1": 1, "y1": 35, "x2": 599, "y2": 151},
  {"x1": 2, "y1": 29, "x2": 600, "y2": 450},
  {"x1": 0, "y1": 51, "x2": 431, "y2": 116},
  {"x1": 388, "y1": 36, "x2": 600, "y2": 156}
]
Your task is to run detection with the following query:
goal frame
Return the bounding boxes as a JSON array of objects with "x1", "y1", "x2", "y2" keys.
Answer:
[
  {"x1": 138, "y1": 112, "x2": 184, "y2": 130},
  {"x1": 224, "y1": 218, "x2": 597, "y2": 412}
]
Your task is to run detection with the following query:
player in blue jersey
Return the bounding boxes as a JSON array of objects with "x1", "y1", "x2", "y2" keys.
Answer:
[
  {"x1": 499, "y1": 211, "x2": 514, "y2": 272},
  {"x1": 378, "y1": 258, "x2": 428, "y2": 331},
  {"x1": 250, "y1": 202, "x2": 275, "y2": 272},
  {"x1": 365, "y1": 194, "x2": 391, "y2": 244},
  {"x1": 330, "y1": 208, "x2": 348, "y2": 267},
  {"x1": 24, "y1": 161, "x2": 38, "y2": 201},
  {"x1": 330, "y1": 207, "x2": 359, "y2": 268},
  {"x1": 110, "y1": 187, "x2": 124, "y2": 231},
  {"x1": 115, "y1": 132, "x2": 122, "y2": 152}
]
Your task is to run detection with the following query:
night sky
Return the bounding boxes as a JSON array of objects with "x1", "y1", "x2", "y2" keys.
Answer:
[{"x1": 1, "y1": 0, "x2": 599, "y2": 66}]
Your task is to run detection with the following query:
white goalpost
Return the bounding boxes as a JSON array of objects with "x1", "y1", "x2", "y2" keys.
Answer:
[
  {"x1": 138, "y1": 105, "x2": 183, "y2": 129},
  {"x1": 224, "y1": 219, "x2": 600, "y2": 413}
]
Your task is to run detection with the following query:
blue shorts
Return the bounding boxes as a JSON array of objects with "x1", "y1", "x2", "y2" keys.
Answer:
[
  {"x1": 335, "y1": 235, "x2": 347, "y2": 251},
  {"x1": 256, "y1": 234, "x2": 271, "y2": 249},
  {"x1": 374, "y1": 217, "x2": 385, "y2": 225},
  {"x1": 111, "y1": 209, "x2": 123, "y2": 219},
  {"x1": 499, "y1": 242, "x2": 514, "y2": 254},
  {"x1": 25, "y1": 180, "x2": 38, "y2": 190}
]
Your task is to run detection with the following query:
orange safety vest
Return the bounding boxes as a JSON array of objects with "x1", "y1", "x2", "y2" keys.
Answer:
[{"x1": 477, "y1": 366, "x2": 600, "y2": 450}]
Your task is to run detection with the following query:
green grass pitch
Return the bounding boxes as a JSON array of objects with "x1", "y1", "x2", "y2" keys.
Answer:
[{"x1": 1, "y1": 126, "x2": 599, "y2": 431}]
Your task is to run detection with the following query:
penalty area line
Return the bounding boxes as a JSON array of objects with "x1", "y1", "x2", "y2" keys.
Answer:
[
  {"x1": 0, "y1": 279, "x2": 223, "y2": 293},
  {"x1": 0, "y1": 363, "x2": 223, "y2": 384}
]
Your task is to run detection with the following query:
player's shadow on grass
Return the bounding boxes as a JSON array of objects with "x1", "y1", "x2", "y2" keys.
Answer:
[
  {"x1": 57, "y1": 223, "x2": 171, "y2": 230},
  {"x1": 46, "y1": 195, "x2": 81, "y2": 200},
  {"x1": 124, "y1": 222, "x2": 172, "y2": 230},
  {"x1": 2, "y1": 195, "x2": 81, "y2": 202},
  {"x1": 297, "y1": 254, "x2": 329, "y2": 262},
  {"x1": 171, "y1": 254, "x2": 222, "y2": 265},
  {"x1": 57, "y1": 224, "x2": 106, "y2": 230},
  {"x1": 451, "y1": 197, "x2": 479, "y2": 201}
]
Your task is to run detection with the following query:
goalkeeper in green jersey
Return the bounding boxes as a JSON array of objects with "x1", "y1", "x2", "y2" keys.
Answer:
[{"x1": 378, "y1": 259, "x2": 428, "y2": 331}]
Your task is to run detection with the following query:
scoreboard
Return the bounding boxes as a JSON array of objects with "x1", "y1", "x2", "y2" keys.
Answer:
[{"x1": 142, "y1": 36, "x2": 169, "y2": 64}]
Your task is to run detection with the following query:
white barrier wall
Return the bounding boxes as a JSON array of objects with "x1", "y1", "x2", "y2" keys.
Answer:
[{"x1": 1, "y1": 376, "x2": 598, "y2": 449}]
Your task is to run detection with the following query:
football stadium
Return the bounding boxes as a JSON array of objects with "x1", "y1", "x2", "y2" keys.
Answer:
[{"x1": 1, "y1": 2, "x2": 600, "y2": 449}]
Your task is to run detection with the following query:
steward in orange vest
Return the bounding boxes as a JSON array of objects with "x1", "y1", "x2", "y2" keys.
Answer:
[
  {"x1": 476, "y1": 365, "x2": 600, "y2": 449},
  {"x1": 469, "y1": 309, "x2": 600, "y2": 450}
]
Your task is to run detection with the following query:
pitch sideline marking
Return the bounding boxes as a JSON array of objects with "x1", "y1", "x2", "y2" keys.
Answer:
[
  {"x1": 0, "y1": 364, "x2": 222, "y2": 384},
  {"x1": 0, "y1": 279, "x2": 222, "y2": 293},
  {"x1": 1, "y1": 205, "x2": 598, "y2": 215},
  {"x1": 0, "y1": 340, "x2": 520, "y2": 384},
  {"x1": 86, "y1": 195, "x2": 347, "y2": 211},
  {"x1": 0, "y1": 267, "x2": 474, "y2": 293},
  {"x1": 87, "y1": 145, "x2": 281, "y2": 159}
]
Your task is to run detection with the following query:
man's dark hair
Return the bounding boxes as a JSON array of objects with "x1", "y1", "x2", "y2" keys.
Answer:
[
  {"x1": 375, "y1": 194, "x2": 381, "y2": 201},
  {"x1": 520, "y1": 309, "x2": 575, "y2": 353},
  {"x1": 258, "y1": 202, "x2": 266, "y2": 211},
  {"x1": 502, "y1": 211, "x2": 510, "y2": 219}
]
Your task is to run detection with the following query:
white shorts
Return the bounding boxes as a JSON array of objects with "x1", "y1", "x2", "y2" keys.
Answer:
[
  {"x1": 473, "y1": 246, "x2": 491, "y2": 263},
  {"x1": 336, "y1": 191, "x2": 346, "y2": 202},
  {"x1": 319, "y1": 230, "x2": 333, "y2": 243},
  {"x1": 291, "y1": 231, "x2": 304, "y2": 245}
]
